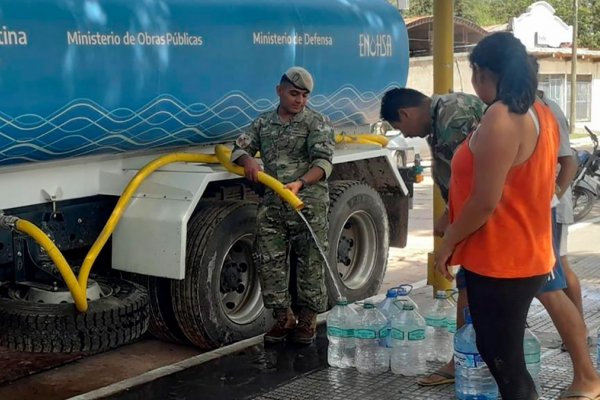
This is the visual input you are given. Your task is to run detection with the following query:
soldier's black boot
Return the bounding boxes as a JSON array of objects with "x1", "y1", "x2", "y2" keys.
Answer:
[
  {"x1": 289, "y1": 307, "x2": 317, "y2": 344},
  {"x1": 264, "y1": 308, "x2": 296, "y2": 343}
]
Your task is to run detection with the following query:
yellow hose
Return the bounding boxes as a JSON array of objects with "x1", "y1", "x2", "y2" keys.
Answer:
[
  {"x1": 15, "y1": 219, "x2": 85, "y2": 303},
  {"x1": 355, "y1": 134, "x2": 389, "y2": 146},
  {"x1": 334, "y1": 133, "x2": 388, "y2": 147},
  {"x1": 215, "y1": 145, "x2": 304, "y2": 210},
  {"x1": 76, "y1": 152, "x2": 223, "y2": 305},
  {"x1": 9, "y1": 134, "x2": 381, "y2": 311},
  {"x1": 336, "y1": 136, "x2": 380, "y2": 146}
]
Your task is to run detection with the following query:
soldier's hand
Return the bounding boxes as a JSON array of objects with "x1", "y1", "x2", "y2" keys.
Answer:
[
  {"x1": 241, "y1": 157, "x2": 261, "y2": 182},
  {"x1": 284, "y1": 181, "x2": 303, "y2": 195}
]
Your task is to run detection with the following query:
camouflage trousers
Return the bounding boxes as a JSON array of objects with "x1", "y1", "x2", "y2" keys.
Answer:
[{"x1": 254, "y1": 196, "x2": 329, "y2": 313}]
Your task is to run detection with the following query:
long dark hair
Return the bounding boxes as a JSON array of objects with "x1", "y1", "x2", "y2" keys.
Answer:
[{"x1": 469, "y1": 32, "x2": 537, "y2": 114}]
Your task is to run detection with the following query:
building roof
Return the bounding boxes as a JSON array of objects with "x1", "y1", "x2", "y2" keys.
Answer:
[
  {"x1": 483, "y1": 23, "x2": 509, "y2": 32},
  {"x1": 404, "y1": 15, "x2": 488, "y2": 56},
  {"x1": 531, "y1": 47, "x2": 600, "y2": 62},
  {"x1": 404, "y1": 15, "x2": 488, "y2": 36},
  {"x1": 404, "y1": 11, "x2": 599, "y2": 60}
]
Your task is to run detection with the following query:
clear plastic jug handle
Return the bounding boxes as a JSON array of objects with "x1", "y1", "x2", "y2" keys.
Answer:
[
  {"x1": 394, "y1": 284, "x2": 413, "y2": 295},
  {"x1": 392, "y1": 299, "x2": 407, "y2": 310},
  {"x1": 447, "y1": 288, "x2": 459, "y2": 305}
]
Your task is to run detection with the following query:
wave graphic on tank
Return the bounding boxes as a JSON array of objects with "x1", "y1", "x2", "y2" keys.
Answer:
[{"x1": 0, "y1": 82, "x2": 401, "y2": 166}]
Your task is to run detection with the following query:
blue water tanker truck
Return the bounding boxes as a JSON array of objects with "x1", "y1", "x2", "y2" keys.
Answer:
[{"x1": 0, "y1": 0, "x2": 413, "y2": 352}]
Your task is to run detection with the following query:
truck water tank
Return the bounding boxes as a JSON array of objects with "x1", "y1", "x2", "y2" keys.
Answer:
[{"x1": 0, "y1": 0, "x2": 408, "y2": 166}]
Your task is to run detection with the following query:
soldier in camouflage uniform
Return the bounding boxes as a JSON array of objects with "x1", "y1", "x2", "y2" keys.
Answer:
[
  {"x1": 380, "y1": 88, "x2": 484, "y2": 204},
  {"x1": 380, "y1": 87, "x2": 485, "y2": 385},
  {"x1": 231, "y1": 67, "x2": 335, "y2": 344}
]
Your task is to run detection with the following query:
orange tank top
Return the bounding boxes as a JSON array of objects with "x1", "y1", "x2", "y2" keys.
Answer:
[{"x1": 449, "y1": 101, "x2": 559, "y2": 278}]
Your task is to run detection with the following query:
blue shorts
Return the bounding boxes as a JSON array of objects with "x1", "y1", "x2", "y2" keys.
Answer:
[{"x1": 538, "y1": 208, "x2": 567, "y2": 293}]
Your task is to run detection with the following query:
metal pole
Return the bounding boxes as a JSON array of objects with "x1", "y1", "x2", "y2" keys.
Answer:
[
  {"x1": 569, "y1": 0, "x2": 578, "y2": 134},
  {"x1": 428, "y1": 0, "x2": 455, "y2": 296}
]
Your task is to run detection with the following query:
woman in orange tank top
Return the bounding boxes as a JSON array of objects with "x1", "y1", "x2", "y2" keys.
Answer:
[{"x1": 435, "y1": 32, "x2": 558, "y2": 399}]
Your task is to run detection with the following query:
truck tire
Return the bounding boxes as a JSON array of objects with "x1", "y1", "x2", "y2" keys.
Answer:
[
  {"x1": 0, "y1": 277, "x2": 149, "y2": 353},
  {"x1": 127, "y1": 274, "x2": 190, "y2": 345},
  {"x1": 572, "y1": 187, "x2": 595, "y2": 222},
  {"x1": 327, "y1": 181, "x2": 389, "y2": 305},
  {"x1": 171, "y1": 201, "x2": 270, "y2": 349}
]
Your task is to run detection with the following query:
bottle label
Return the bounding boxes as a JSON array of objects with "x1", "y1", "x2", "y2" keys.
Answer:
[
  {"x1": 408, "y1": 329, "x2": 426, "y2": 341},
  {"x1": 425, "y1": 316, "x2": 447, "y2": 328},
  {"x1": 355, "y1": 329, "x2": 377, "y2": 339},
  {"x1": 455, "y1": 350, "x2": 487, "y2": 368},
  {"x1": 524, "y1": 351, "x2": 540, "y2": 364},
  {"x1": 391, "y1": 328, "x2": 404, "y2": 340},
  {"x1": 377, "y1": 328, "x2": 390, "y2": 347},
  {"x1": 327, "y1": 326, "x2": 353, "y2": 338},
  {"x1": 447, "y1": 320, "x2": 457, "y2": 333}
]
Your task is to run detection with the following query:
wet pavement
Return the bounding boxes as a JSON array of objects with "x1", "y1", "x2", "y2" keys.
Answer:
[
  {"x1": 102, "y1": 253, "x2": 600, "y2": 400},
  {"x1": 103, "y1": 327, "x2": 329, "y2": 400}
]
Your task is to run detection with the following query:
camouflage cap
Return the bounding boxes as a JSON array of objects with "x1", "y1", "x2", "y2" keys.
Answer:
[{"x1": 284, "y1": 66, "x2": 314, "y2": 93}]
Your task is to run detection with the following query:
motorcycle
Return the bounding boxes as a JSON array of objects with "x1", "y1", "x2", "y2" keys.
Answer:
[{"x1": 572, "y1": 126, "x2": 600, "y2": 222}]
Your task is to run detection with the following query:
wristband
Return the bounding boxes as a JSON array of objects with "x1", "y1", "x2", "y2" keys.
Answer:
[{"x1": 299, "y1": 177, "x2": 308, "y2": 188}]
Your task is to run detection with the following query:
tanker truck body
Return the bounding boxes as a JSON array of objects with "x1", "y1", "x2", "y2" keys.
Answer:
[{"x1": 0, "y1": 0, "x2": 412, "y2": 352}]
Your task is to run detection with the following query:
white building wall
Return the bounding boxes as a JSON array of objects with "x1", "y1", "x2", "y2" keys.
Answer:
[
  {"x1": 512, "y1": 1, "x2": 572, "y2": 50},
  {"x1": 407, "y1": 53, "x2": 475, "y2": 96}
]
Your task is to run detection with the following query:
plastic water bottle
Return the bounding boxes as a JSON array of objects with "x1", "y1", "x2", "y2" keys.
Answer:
[
  {"x1": 396, "y1": 284, "x2": 419, "y2": 310},
  {"x1": 354, "y1": 302, "x2": 389, "y2": 374},
  {"x1": 326, "y1": 297, "x2": 357, "y2": 369},
  {"x1": 391, "y1": 301, "x2": 427, "y2": 376},
  {"x1": 447, "y1": 305, "x2": 457, "y2": 336},
  {"x1": 424, "y1": 290, "x2": 454, "y2": 362},
  {"x1": 454, "y1": 309, "x2": 499, "y2": 400},
  {"x1": 524, "y1": 327, "x2": 541, "y2": 395},
  {"x1": 377, "y1": 288, "x2": 399, "y2": 349}
]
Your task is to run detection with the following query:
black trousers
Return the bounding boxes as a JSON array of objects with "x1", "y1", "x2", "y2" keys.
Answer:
[{"x1": 464, "y1": 269, "x2": 548, "y2": 400}]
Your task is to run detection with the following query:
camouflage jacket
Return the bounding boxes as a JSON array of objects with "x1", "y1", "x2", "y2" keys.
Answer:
[
  {"x1": 231, "y1": 107, "x2": 335, "y2": 203},
  {"x1": 427, "y1": 93, "x2": 485, "y2": 202}
]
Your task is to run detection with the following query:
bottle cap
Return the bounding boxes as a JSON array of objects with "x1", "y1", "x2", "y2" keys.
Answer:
[
  {"x1": 386, "y1": 288, "x2": 398, "y2": 298},
  {"x1": 335, "y1": 297, "x2": 349, "y2": 306},
  {"x1": 435, "y1": 290, "x2": 448, "y2": 299}
]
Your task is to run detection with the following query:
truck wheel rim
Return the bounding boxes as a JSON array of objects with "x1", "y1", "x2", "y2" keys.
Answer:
[
  {"x1": 336, "y1": 211, "x2": 377, "y2": 290},
  {"x1": 219, "y1": 233, "x2": 263, "y2": 325},
  {"x1": 4, "y1": 279, "x2": 108, "y2": 304}
]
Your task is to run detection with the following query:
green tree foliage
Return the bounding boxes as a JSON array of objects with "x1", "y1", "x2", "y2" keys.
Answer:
[{"x1": 388, "y1": 0, "x2": 599, "y2": 49}]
